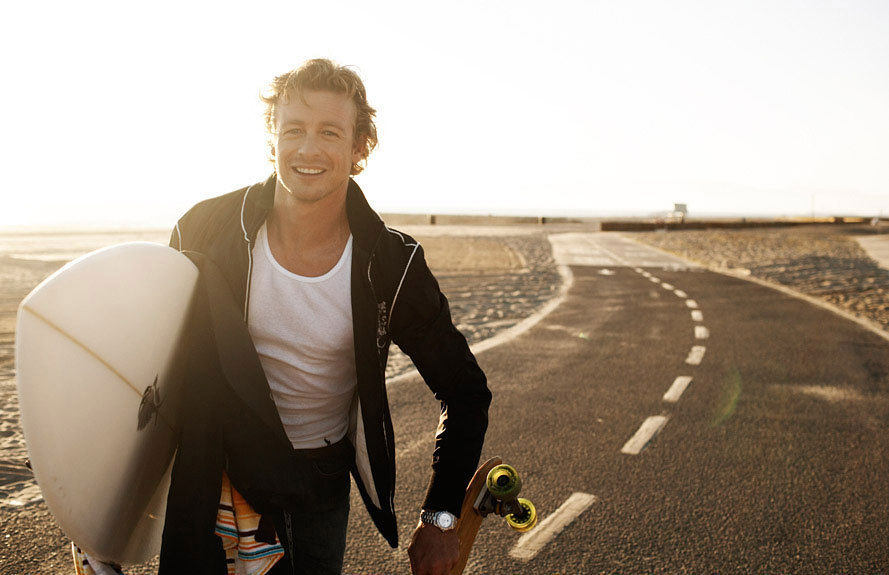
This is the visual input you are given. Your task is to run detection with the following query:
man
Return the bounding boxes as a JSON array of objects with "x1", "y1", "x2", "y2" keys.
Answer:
[{"x1": 160, "y1": 59, "x2": 491, "y2": 575}]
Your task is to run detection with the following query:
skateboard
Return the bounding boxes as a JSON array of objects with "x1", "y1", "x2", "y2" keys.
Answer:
[{"x1": 451, "y1": 457, "x2": 537, "y2": 574}]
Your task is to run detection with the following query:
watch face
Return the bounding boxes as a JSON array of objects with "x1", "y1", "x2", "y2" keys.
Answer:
[{"x1": 436, "y1": 512, "x2": 454, "y2": 529}]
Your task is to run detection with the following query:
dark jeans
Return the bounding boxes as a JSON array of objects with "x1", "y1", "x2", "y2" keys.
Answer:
[{"x1": 266, "y1": 438, "x2": 353, "y2": 575}]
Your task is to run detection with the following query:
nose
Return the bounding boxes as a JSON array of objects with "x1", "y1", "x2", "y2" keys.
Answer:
[{"x1": 296, "y1": 133, "x2": 321, "y2": 157}]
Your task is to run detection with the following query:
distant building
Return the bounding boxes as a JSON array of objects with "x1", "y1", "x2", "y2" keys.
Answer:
[{"x1": 668, "y1": 203, "x2": 687, "y2": 223}]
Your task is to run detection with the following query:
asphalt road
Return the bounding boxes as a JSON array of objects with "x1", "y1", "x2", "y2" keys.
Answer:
[{"x1": 342, "y1": 233, "x2": 889, "y2": 574}]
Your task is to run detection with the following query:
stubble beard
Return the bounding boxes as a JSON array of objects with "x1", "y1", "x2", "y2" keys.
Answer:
[{"x1": 277, "y1": 171, "x2": 348, "y2": 206}]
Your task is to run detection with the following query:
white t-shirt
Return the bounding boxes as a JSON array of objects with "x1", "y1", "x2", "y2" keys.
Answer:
[{"x1": 247, "y1": 223, "x2": 357, "y2": 449}]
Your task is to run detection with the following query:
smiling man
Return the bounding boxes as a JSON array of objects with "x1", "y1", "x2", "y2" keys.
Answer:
[{"x1": 159, "y1": 59, "x2": 492, "y2": 575}]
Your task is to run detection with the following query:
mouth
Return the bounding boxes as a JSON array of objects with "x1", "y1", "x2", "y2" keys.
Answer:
[{"x1": 292, "y1": 166, "x2": 326, "y2": 176}]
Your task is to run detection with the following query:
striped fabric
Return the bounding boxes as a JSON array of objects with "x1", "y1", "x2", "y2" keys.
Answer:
[
  {"x1": 70, "y1": 474, "x2": 284, "y2": 575},
  {"x1": 71, "y1": 543, "x2": 123, "y2": 575},
  {"x1": 215, "y1": 472, "x2": 285, "y2": 575}
]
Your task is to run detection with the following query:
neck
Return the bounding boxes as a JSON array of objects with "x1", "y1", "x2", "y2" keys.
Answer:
[{"x1": 269, "y1": 180, "x2": 350, "y2": 251}]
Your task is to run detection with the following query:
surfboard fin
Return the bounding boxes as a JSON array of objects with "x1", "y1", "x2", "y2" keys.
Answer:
[{"x1": 137, "y1": 375, "x2": 163, "y2": 431}]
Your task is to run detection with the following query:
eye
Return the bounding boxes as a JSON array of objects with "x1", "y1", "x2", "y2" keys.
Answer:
[{"x1": 283, "y1": 128, "x2": 304, "y2": 136}]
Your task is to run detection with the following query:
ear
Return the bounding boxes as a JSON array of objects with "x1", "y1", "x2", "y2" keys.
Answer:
[{"x1": 351, "y1": 135, "x2": 367, "y2": 165}]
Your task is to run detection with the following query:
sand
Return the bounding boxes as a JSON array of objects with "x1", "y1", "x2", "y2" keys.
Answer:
[{"x1": 632, "y1": 225, "x2": 889, "y2": 332}]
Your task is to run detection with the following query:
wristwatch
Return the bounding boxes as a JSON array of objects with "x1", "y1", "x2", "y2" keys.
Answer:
[{"x1": 420, "y1": 509, "x2": 457, "y2": 531}]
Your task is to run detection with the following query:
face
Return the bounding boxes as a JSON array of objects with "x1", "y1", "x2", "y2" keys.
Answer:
[{"x1": 272, "y1": 90, "x2": 365, "y2": 204}]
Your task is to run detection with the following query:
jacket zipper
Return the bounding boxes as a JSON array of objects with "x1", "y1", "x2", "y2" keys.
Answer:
[
  {"x1": 244, "y1": 238, "x2": 254, "y2": 322},
  {"x1": 365, "y1": 230, "x2": 397, "y2": 513},
  {"x1": 284, "y1": 510, "x2": 296, "y2": 573},
  {"x1": 241, "y1": 183, "x2": 258, "y2": 322}
]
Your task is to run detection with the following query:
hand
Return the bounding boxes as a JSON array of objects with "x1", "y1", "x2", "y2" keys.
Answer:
[{"x1": 407, "y1": 521, "x2": 460, "y2": 575}]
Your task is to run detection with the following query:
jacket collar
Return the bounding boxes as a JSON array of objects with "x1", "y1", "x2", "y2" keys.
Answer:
[{"x1": 243, "y1": 173, "x2": 384, "y2": 254}]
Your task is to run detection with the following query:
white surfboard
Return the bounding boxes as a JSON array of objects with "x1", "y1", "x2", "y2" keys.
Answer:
[{"x1": 15, "y1": 242, "x2": 199, "y2": 564}]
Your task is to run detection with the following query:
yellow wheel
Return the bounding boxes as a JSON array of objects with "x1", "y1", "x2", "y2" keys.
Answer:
[
  {"x1": 505, "y1": 498, "x2": 537, "y2": 532},
  {"x1": 486, "y1": 464, "x2": 522, "y2": 499}
]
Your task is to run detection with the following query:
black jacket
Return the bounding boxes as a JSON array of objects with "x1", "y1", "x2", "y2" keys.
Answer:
[{"x1": 159, "y1": 175, "x2": 491, "y2": 572}]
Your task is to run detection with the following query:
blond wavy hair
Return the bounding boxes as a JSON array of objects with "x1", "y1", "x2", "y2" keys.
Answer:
[{"x1": 261, "y1": 59, "x2": 378, "y2": 175}]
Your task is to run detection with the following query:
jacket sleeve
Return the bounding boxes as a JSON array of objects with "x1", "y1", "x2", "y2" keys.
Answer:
[{"x1": 390, "y1": 245, "x2": 492, "y2": 516}]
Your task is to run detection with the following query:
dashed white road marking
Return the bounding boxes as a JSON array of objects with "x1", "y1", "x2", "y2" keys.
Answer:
[
  {"x1": 649, "y1": 277, "x2": 661, "y2": 284},
  {"x1": 691, "y1": 310, "x2": 703, "y2": 322},
  {"x1": 641, "y1": 271, "x2": 651, "y2": 278},
  {"x1": 663, "y1": 376, "x2": 694, "y2": 403},
  {"x1": 598, "y1": 268, "x2": 616, "y2": 276},
  {"x1": 685, "y1": 299, "x2": 699, "y2": 309},
  {"x1": 674, "y1": 289, "x2": 687, "y2": 298},
  {"x1": 661, "y1": 283, "x2": 674, "y2": 290},
  {"x1": 509, "y1": 492, "x2": 599, "y2": 561},
  {"x1": 621, "y1": 415, "x2": 669, "y2": 454},
  {"x1": 695, "y1": 326, "x2": 710, "y2": 339},
  {"x1": 633, "y1": 267, "x2": 643, "y2": 273},
  {"x1": 686, "y1": 345, "x2": 706, "y2": 365}
]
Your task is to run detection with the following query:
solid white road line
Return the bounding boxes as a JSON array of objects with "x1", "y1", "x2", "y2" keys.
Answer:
[
  {"x1": 674, "y1": 289, "x2": 687, "y2": 298},
  {"x1": 685, "y1": 299, "x2": 699, "y2": 309},
  {"x1": 661, "y1": 283, "x2": 675, "y2": 290},
  {"x1": 695, "y1": 326, "x2": 710, "y2": 339},
  {"x1": 663, "y1": 376, "x2": 693, "y2": 403},
  {"x1": 686, "y1": 345, "x2": 706, "y2": 365},
  {"x1": 691, "y1": 310, "x2": 704, "y2": 322},
  {"x1": 510, "y1": 493, "x2": 599, "y2": 561},
  {"x1": 389, "y1": 256, "x2": 575, "y2": 386},
  {"x1": 621, "y1": 415, "x2": 669, "y2": 455}
]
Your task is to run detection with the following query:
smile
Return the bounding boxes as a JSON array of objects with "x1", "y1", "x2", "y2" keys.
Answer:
[{"x1": 294, "y1": 167, "x2": 325, "y2": 175}]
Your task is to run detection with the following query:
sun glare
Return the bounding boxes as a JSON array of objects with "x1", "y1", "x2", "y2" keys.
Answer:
[{"x1": 1, "y1": 0, "x2": 887, "y2": 227}]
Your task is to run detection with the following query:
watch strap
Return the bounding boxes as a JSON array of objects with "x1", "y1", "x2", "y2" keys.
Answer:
[{"x1": 420, "y1": 510, "x2": 437, "y2": 525}]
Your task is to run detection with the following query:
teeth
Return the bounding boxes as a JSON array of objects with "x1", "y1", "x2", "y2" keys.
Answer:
[{"x1": 295, "y1": 167, "x2": 324, "y2": 174}]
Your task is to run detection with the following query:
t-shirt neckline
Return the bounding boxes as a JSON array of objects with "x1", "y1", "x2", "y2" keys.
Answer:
[{"x1": 259, "y1": 223, "x2": 353, "y2": 283}]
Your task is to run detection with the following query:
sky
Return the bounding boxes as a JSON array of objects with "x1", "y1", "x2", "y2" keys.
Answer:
[{"x1": 2, "y1": 0, "x2": 888, "y2": 227}]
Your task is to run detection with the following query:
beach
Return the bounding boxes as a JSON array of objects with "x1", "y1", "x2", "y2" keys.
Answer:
[{"x1": 2, "y1": 222, "x2": 887, "y2": 573}]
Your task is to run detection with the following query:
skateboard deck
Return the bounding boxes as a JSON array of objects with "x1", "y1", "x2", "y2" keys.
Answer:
[{"x1": 451, "y1": 457, "x2": 537, "y2": 574}]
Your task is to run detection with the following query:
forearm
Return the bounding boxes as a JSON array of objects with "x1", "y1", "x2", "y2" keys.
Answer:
[{"x1": 395, "y1": 296, "x2": 492, "y2": 515}]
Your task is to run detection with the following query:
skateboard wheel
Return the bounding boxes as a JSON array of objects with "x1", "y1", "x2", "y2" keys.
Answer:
[
  {"x1": 486, "y1": 464, "x2": 522, "y2": 499},
  {"x1": 506, "y1": 498, "x2": 537, "y2": 532}
]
